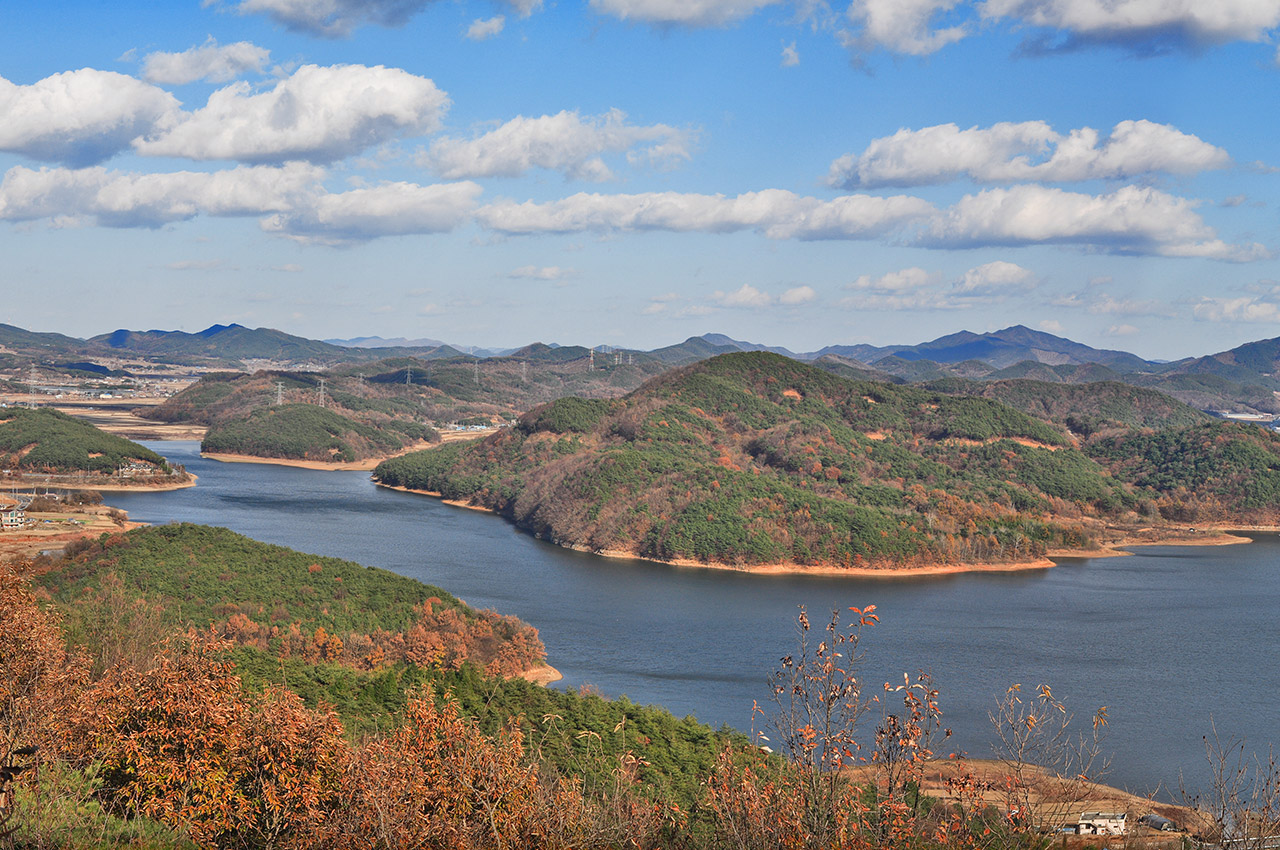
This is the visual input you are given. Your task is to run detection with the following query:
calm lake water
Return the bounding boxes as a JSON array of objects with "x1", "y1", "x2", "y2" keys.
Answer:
[{"x1": 107, "y1": 442, "x2": 1280, "y2": 798}]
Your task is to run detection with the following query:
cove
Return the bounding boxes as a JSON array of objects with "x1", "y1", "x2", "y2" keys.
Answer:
[{"x1": 105, "y1": 442, "x2": 1280, "y2": 798}]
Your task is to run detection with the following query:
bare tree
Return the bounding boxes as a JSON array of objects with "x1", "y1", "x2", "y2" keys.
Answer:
[{"x1": 988, "y1": 683, "x2": 1111, "y2": 833}]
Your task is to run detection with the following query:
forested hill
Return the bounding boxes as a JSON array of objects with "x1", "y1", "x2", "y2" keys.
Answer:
[
  {"x1": 201, "y1": 404, "x2": 438, "y2": 463},
  {"x1": 918, "y1": 378, "x2": 1212, "y2": 433},
  {"x1": 375, "y1": 352, "x2": 1280, "y2": 571},
  {"x1": 0, "y1": 407, "x2": 169, "y2": 474}
]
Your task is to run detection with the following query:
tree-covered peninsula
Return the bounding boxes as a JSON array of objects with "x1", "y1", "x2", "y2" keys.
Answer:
[
  {"x1": 0, "y1": 407, "x2": 187, "y2": 485},
  {"x1": 375, "y1": 352, "x2": 1280, "y2": 570}
]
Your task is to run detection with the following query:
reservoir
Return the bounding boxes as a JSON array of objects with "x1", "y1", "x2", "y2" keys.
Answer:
[{"x1": 108, "y1": 441, "x2": 1280, "y2": 798}]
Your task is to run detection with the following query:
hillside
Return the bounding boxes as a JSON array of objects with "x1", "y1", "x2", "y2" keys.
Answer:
[
  {"x1": 0, "y1": 407, "x2": 178, "y2": 478},
  {"x1": 375, "y1": 352, "x2": 1280, "y2": 571},
  {"x1": 376, "y1": 352, "x2": 1127, "y2": 570},
  {"x1": 148, "y1": 353, "x2": 667, "y2": 433},
  {"x1": 919, "y1": 378, "x2": 1212, "y2": 434},
  {"x1": 41, "y1": 523, "x2": 546, "y2": 681},
  {"x1": 12, "y1": 523, "x2": 745, "y2": 841},
  {"x1": 201, "y1": 403, "x2": 437, "y2": 463}
]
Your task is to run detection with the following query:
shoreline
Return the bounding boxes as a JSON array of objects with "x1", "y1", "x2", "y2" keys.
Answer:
[
  {"x1": 375, "y1": 481, "x2": 1274, "y2": 578},
  {"x1": 202, "y1": 442, "x2": 439, "y2": 472},
  {"x1": 515, "y1": 663, "x2": 564, "y2": 686},
  {"x1": 1, "y1": 473, "x2": 197, "y2": 493}
]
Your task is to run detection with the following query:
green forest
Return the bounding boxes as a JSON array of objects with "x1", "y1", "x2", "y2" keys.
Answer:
[
  {"x1": 375, "y1": 352, "x2": 1280, "y2": 570},
  {"x1": 201, "y1": 404, "x2": 437, "y2": 463},
  {"x1": 0, "y1": 408, "x2": 168, "y2": 474}
]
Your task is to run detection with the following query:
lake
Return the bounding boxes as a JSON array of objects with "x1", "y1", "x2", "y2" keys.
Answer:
[{"x1": 106, "y1": 442, "x2": 1280, "y2": 798}]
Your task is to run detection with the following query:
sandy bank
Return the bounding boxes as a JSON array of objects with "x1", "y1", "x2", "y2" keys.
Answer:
[
  {"x1": 2, "y1": 473, "x2": 196, "y2": 492},
  {"x1": 515, "y1": 663, "x2": 564, "y2": 686},
  {"x1": 203, "y1": 441, "x2": 439, "y2": 471}
]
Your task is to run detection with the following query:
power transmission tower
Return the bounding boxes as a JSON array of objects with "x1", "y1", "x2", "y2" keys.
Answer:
[
  {"x1": 473, "y1": 360, "x2": 479, "y2": 386},
  {"x1": 317, "y1": 378, "x2": 326, "y2": 408},
  {"x1": 521, "y1": 361, "x2": 528, "y2": 382},
  {"x1": 275, "y1": 382, "x2": 284, "y2": 405},
  {"x1": 26, "y1": 365, "x2": 39, "y2": 408},
  {"x1": 588, "y1": 348, "x2": 594, "y2": 371}
]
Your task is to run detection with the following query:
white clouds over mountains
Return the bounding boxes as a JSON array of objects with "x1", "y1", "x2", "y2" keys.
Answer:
[{"x1": 826, "y1": 120, "x2": 1230, "y2": 189}]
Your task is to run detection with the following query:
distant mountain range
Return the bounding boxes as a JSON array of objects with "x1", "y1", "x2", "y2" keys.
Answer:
[{"x1": 3, "y1": 322, "x2": 1279, "y2": 415}]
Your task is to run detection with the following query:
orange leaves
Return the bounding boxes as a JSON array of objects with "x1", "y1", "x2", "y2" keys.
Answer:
[
  {"x1": 64, "y1": 631, "x2": 348, "y2": 847},
  {"x1": 849, "y1": 605, "x2": 879, "y2": 627}
]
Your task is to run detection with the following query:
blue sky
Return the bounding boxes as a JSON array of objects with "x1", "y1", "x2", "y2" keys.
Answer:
[{"x1": 3, "y1": 0, "x2": 1280, "y2": 358}]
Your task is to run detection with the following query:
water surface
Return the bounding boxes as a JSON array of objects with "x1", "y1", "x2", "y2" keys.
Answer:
[{"x1": 106, "y1": 442, "x2": 1280, "y2": 797}]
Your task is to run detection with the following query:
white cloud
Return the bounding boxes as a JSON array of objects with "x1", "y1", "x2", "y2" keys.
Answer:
[
  {"x1": 781, "y1": 41, "x2": 800, "y2": 65},
  {"x1": 842, "y1": 261, "x2": 1035, "y2": 310},
  {"x1": 835, "y1": 0, "x2": 1280, "y2": 54},
  {"x1": 0, "y1": 162, "x2": 320, "y2": 227},
  {"x1": 1105, "y1": 323, "x2": 1139, "y2": 335},
  {"x1": 508, "y1": 265, "x2": 575, "y2": 280},
  {"x1": 826, "y1": 119, "x2": 1230, "y2": 189},
  {"x1": 466, "y1": 15, "x2": 506, "y2": 39},
  {"x1": 222, "y1": 0, "x2": 438, "y2": 37},
  {"x1": 1039, "y1": 319, "x2": 1064, "y2": 332},
  {"x1": 0, "y1": 69, "x2": 178, "y2": 167},
  {"x1": 507, "y1": 0, "x2": 543, "y2": 14},
  {"x1": 259, "y1": 180, "x2": 481, "y2": 245},
  {"x1": 142, "y1": 38, "x2": 270, "y2": 84},
  {"x1": 1192, "y1": 296, "x2": 1280, "y2": 323},
  {"x1": 422, "y1": 109, "x2": 692, "y2": 181},
  {"x1": 780, "y1": 284, "x2": 817, "y2": 304},
  {"x1": 476, "y1": 188, "x2": 934, "y2": 239},
  {"x1": 589, "y1": 0, "x2": 781, "y2": 26},
  {"x1": 955, "y1": 259, "x2": 1037, "y2": 293},
  {"x1": 980, "y1": 0, "x2": 1280, "y2": 49},
  {"x1": 714, "y1": 283, "x2": 775, "y2": 308},
  {"x1": 137, "y1": 64, "x2": 449, "y2": 164},
  {"x1": 842, "y1": 0, "x2": 967, "y2": 55},
  {"x1": 922, "y1": 184, "x2": 1268, "y2": 260}
]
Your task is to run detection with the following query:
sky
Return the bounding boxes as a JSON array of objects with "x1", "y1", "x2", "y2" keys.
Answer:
[{"x1": 3, "y1": 0, "x2": 1280, "y2": 359}]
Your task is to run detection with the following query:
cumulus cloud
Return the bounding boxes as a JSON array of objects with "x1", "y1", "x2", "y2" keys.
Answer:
[
  {"x1": 826, "y1": 119, "x2": 1230, "y2": 189},
  {"x1": 921, "y1": 184, "x2": 1268, "y2": 260},
  {"x1": 1193, "y1": 295, "x2": 1280, "y2": 323},
  {"x1": 137, "y1": 64, "x2": 449, "y2": 164},
  {"x1": 0, "y1": 162, "x2": 320, "y2": 227},
  {"x1": 841, "y1": 0, "x2": 967, "y2": 55},
  {"x1": 0, "y1": 69, "x2": 178, "y2": 167},
  {"x1": 221, "y1": 0, "x2": 438, "y2": 37},
  {"x1": 836, "y1": 0, "x2": 1280, "y2": 55},
  {"x1": 981, "y1": 0, "x2": 1280, "y2": 51},
  {"x1": 589, "y1": 0, "x2": 782, "y2": 26},
  {"x1": 508, "y1": 265, "x2": 575, "y2": 280},
  {"x1": 781, "y1": 41, "x2": 800, "y2": 65},
  {"x1": 1039, "y1": 319, "x2": 1064, "y2": 332},
  {"x1": 842, "y1": 261, "x2": 1035, "y2": 310},
  {"x1": 466, "y1": 15, "x2": 506, "y2": 39},
  {"x1": 422, "y1": 109, "x2": 692, "y2": 181},
  {"x1": 476, "y1": 188, "x2": 934, "y2": 239},
  {"x1": 259, "y1": 180, "x2": 481, "y2": 245},
  {"x1": 780, "y1": 284, "x2": 817, "y2": 304},
  {"x1": 1106, "y1": 323, "x2": 1139, "y2": 335},
  {"x1": 141, "y1": 38, "x2": 270, "y2": 84},
  {"x1": 955, "y1": 259, "x2": 1037, "y2": 293},
  {"x1": 714, "y1": 283, "x2": 775, "y2": 308}
]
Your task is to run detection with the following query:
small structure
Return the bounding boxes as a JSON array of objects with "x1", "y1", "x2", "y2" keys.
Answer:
[
  {"x1": 0, "y1": 500, "x2": 26, "y2": 531},
  {"x1": 1078, "y1": 812, "x2": 1128, "y2": 836},
  {"x1": 1138, "y1": 814, "x2": 1176, "y2": 832}
]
